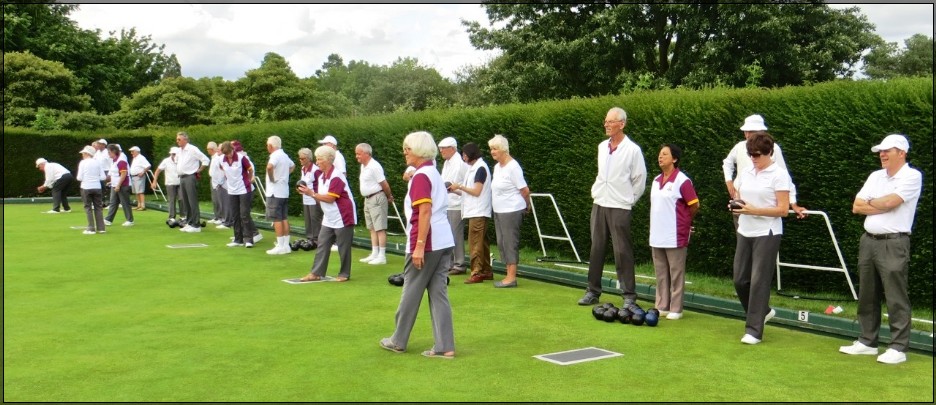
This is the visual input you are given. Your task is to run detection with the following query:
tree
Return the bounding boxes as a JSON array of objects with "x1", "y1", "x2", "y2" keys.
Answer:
[
  {"x1": 463, "y1": 3, "x2": 879, "y2": 102},
  {"x1": 109, "y1": 76, "x2": 213, "y2": 128},
  {"x1": 2, "y1": 51, "x2": 91, "y2": 127},
  {"x1": 863, "y1": 34, "x2": 934, "y2": 79},
  {"x1": 361, "y1": 57, "x2": 455, "y2": 113},
  {"x1": 234, "y1": 52, "x2": 318, "y2": 121}
]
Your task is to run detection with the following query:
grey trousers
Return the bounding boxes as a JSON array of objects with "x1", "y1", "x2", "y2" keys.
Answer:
[
  {"x1": 447, "y1": 209, "x2": 466, "y2": 270},
  {"x1": 652, "y1": 247, "x2": 687, "y2": 313},
  {"x1": 310, "y1": 225, "x2": 354, "y2": 279},
  {"x1": 391, "y1": 247, "x2": 455, "y2": 352},
  {"x1": 733, "y1": 232, "x2": 781, "y2": 339},
  {"x1": 228, "y1": 192, "x2": 257, "y2": 244},
  {"x1": 303, "y1": 203, "x2": 323, "y2": 241},
  {"x1": 178, "y1": 174, "x2": 200, "y2": 227},
  {"x1": 81, "y1": 188, "x2": 105, "y2": 232},
  {"x1": 165, "y1": 185, "x2": 182, "y2": 219},
  {"x1": 856, "y1": 233, "x2": 911, "y2": 352},
  {"x1": 211, "y1": 185, "x2": 227, "y2": 222},
  {"x1": 105, "y1": 186, "x2": 134, "y2": 222},
  {"x1": 586, "y1": 204, "x2": 636, "y2": 301},
  {"x1": 493, "y1": 209, "x2": 524, "y2": 265}
]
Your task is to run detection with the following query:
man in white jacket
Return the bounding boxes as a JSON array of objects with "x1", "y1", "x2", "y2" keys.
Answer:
[{"x1": 578, "y1": 107, "x2": 647, "y2": 307}]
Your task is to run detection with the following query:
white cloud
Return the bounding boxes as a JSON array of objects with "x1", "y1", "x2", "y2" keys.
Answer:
[{"x1": 69, "y1": 4, "x2": 929, "y2": 83}]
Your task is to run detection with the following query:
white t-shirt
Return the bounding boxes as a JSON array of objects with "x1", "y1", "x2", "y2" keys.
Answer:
[
  {"x1": 209, "y1": 153, "x2": 225, "y2": 188},
  {"x1": 129, "y1": 154, "x2": 151, "y2": 176},
  {"x1": 333, "y1": 149, "x2": 347, "y2": 176},
  {"x1": 359, "y1": 158, "x2": 387, "y2": 197},
  {"x1": 491, "y1": 159, "x2": 528, "y2": 213},
  {"x1": 723, "y1": 140, "x2": 798, "y2": 203},
  {"x1": 157, "y1": 157, "x2": 180, "y2": 186},
  {"x1": 737, "y1": 163, "x2": 790, "y2": 237},
  {"x1": 856, "y1": 163, "x2": 922, "y2": 234},
  {"x1": 41, "y1": 162, "x2": 70, "y2": 188},
  {"x1": 265, "y1": 148, "x2": 294, "y2": 198}
]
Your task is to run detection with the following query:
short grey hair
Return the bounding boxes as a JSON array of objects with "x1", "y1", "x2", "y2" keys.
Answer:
[
  {"x1": 176, "y1": 131, "x2": 189, "y2": 140},
  {"x1": 207, "y1": 141, "x2": 218, "y2": 150},
  {"x1": 314, "y1": 145, "x2": 336, "y2": 162},
  {"x1": 488, "y1": 134, "x2": 510, "y2": 154},
  {"x1": 356, "y1": 143, "x2": 372, "y2": 155},
  {"x1": 298, "y1": 147, "x2": 313, "y2": 160},
  {"x1": 403, "y1": 131, "x2": 438, "y2": 160},
  {"x1": 267, "y1": 135, "x2": 282, "y2": 149},
  {"x1": 608, "y1": 107, "x2": 627, "y2": 122}
]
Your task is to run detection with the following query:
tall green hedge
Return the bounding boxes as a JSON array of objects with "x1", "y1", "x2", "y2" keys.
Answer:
[{"x1": 5, "y1": 77, "x2": 932, "y2": 306}]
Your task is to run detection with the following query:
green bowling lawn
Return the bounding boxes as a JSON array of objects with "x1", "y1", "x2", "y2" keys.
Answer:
[{"x1": 3, "y1": 204, "x2": 933, "y2": 402}]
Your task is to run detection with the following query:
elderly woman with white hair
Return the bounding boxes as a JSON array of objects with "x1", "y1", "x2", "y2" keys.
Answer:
[
  {"x1": 297, "y1": 147, "x2": 323, "y2": 245},
  {"x1": 488, "y1": 134, "x2": 532, "y2": 288},
  {"x1": 380, "y1": 131, "x2": 456, "y2": 359},
  {"x1": 76, "y1": 146, "x2": 106, "y2": 233},
  {"x1": 296, "y1": 145, "x2": 357, "y2": 282}
]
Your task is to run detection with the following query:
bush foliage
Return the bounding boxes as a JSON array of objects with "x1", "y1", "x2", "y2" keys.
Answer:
[{"x1": 5, "y1": 77, "x2": 932, "y2": 305}]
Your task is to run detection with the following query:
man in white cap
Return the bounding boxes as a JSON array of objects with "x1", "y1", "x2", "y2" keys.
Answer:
[
  {"x1": 93, "y1": 139, "x2": 111, "y2": 199},
  {"x1": 151, "y1": 147, "x2": 185, "y2": 224},
  {"x1": 35, "y1": 158, "x2": 74, "y2": 213},
  {"x1": 318, "y1": 134, "x2": 346, "y2": 176},
  {"x1": 264, "y1": 135, "x2": 296, "y2": 255},
  {"x1": 355, "y1": 142, "x2": 394, "y2": 264},
  {"x1": 840, "y1": 134, "x2": 921, "y2": 365},
  {"x1": 175, "y1": 131, "x2": 210, "y2": 232},
  {"x1": 128, "y1": 146, "x2": 151, "y2": 211},
  {"x1": 722, "y1": 114, "x2": 806, "y2": 226},
  {"x1": 206, "y1": 141, "x2": 231, "y2": 228},
  {"x1": 438, "y1": 136, "x2": 469, "y2": 274}
]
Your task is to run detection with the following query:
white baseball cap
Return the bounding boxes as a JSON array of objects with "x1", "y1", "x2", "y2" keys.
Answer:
[
  {"x1": 739, "y1": 115, "x2": 768, "y2": 132},
  {"x1": 169, "y1": 147, "x2": 181, "y2": 155},
  {"x1": 871, "y1": 134, "x2": 910, "y2": 153},
  {"x1": 318, "y1": 135, "x2": 338, "y2": 145},
  {"x1": 35, "y1": 158, "x2": 48, "y2": 167},
  {"x1": 96, "y1": 138, "x2": 108, "y2": 145},
  {"x1": 80, "y1": 145, "x2": 96, "y2": 155},
  {"x1": 438, "y1": 137, "x2": 457, "y2": 148},
  {"x1": 129, "y1": 146, "x2": 140, "y2": 152}
]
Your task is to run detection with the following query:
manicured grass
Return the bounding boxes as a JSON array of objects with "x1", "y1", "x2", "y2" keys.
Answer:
[{"x1": 3, "y1": 204, "x2": 933, "y2": 402}]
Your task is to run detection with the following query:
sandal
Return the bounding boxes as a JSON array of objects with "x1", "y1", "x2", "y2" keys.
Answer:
[
  {"x1": 334, "y1": 276, "x2": 349, "y2": 282},
  {"x1": 299, "y1": 274, "x2": 322, "y2": 282},
  {"x1": 421, "y1": 350, "x2": 455, "y2": 359},
  {"x1": 379, "y1": 338, "x2": 404, "y2": 353}
]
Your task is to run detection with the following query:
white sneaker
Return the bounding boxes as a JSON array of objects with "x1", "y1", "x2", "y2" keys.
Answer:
[
  {"x1": 122, "y1": 221, "x2": 134, "y2": 227},
  {"x1": 666, "y1": 312, "x2": 682, "y2": 320},
  {"x1": 331, "y1": 245, "x2": 339, "y2": 252},
  {"x1": 63, "y1": 209, "x2": 72, "y2": 213},
  {"x1": 360, "y1": 254, "x2": 376, "y2": 263},
  {"x1": 82, "y1": 230, "x2": 96, "y2": 235},
  {"x1": 253, "y1": 234, "x2": 263, "y2": 243},
  {"x1": 741, "y1": 334, "x2": 761, "y2": 345},
  {"x1": 44, "y1": 210, "x2": 60, "y2": 214},
  {"x1": 104, "y1": 220, "x2": 113, "y2": 226},
  {"x1": 877, "y1": 348, "x2": 906, "y2": 364},
  {"x1": 368, "y1": 256, "x2": 387, "y2": 265},
  {"x1": 267, "y1": 245, "x2": 282, "y2": 255},
  {"x1": 659, "y1": 310, "x2": 670, "y2": 317},
  {"x1": 179, "y1": 225, "x2": 190, "y2": 232},
  {"x1": 245, "y1": 242, "x2": 254, "y2": 248},
  {"x1": 839, "y1": 340, "x2": 878, "y2": 355},
  {"x1": 208, "y1": 219, "x2": 219, "y2": 225},
  {"x1": 226, "y1": 242, "x2": 244, "y2": 247},
  {"x1": 216, "y1": 224, "x2": 229, "y2": 229},
  {"x1": 97, "y1": 230, "x2": 106, "y2": 234},
  {"x1": 764, "y1": 308, "x2": 776, "y2": 326},
  {"x1": 184, "y1": 226, "x2": 202, "y2": 233}
]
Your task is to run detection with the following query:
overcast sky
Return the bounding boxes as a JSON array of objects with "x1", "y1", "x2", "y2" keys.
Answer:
[{"x1": 69, "y1": 4, "x2": 933, "y2": 82}]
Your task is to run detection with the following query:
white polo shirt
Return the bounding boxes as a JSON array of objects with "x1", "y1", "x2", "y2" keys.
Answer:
[
  {"x1": 209, "y1": 153, "x2": 225, "y2": 188},
  {"x1": 300, "y1": 163, "x2": 320, "y2": 206},
  {"x1": 157, "y1": 157, "x2": 180, "y2": 186},
  {"x1": 77, "y1": 158, "x2": 105, "y2": 190},
  {"x1": 491, "y1": 158, "x2": 528, "y2": 214},
  {"x1": 441, "y1": 153, "x2": 468, "y2": 210},
  {"x1": 649, "y1": 169, "x2": 699, "y2": 248},
  {"x1": 359, "y1": 158, "x2": 386, "y2": 198},
  {"x1": 41, "y1": 162, "x2": 70, "y2": 188},
  {"x1": 94, "y1": 149, "x2": 111, "y2": 172},
  {"x1": 129, "y1": 154, "x2": 150, "y2": 176},
  {"x1": 404, "y1": 160, "x2": 454, "y2": 253},
  {"x1": 265, "y1": 148, "x2": 294, "y2": 198},
  {"x1": 592, "y1": 136, "x2": 646, "y2": 210},
  {"x1": 333, "y1": 149, "x2": 347, "y2": 175},
  {"x1": 461, "y1": 159, "x2": 492, "y2": 219},
  {"x1": 221, "y1": 153, "x2": 253, "y2": 196},
  {"x1": 736, "y1": 163, "x2": 790, "y2": 237},
  {"x1": 856, "y1": 163, "x2": 922, "y2": 234},
  {"x1": 723, "y1": 140, "x2": 798, "y2": 203}
]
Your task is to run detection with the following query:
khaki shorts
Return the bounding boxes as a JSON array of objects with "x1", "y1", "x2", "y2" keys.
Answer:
[{"x1": 363, "y1": 192, "x2": 388, "y2": 231}]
